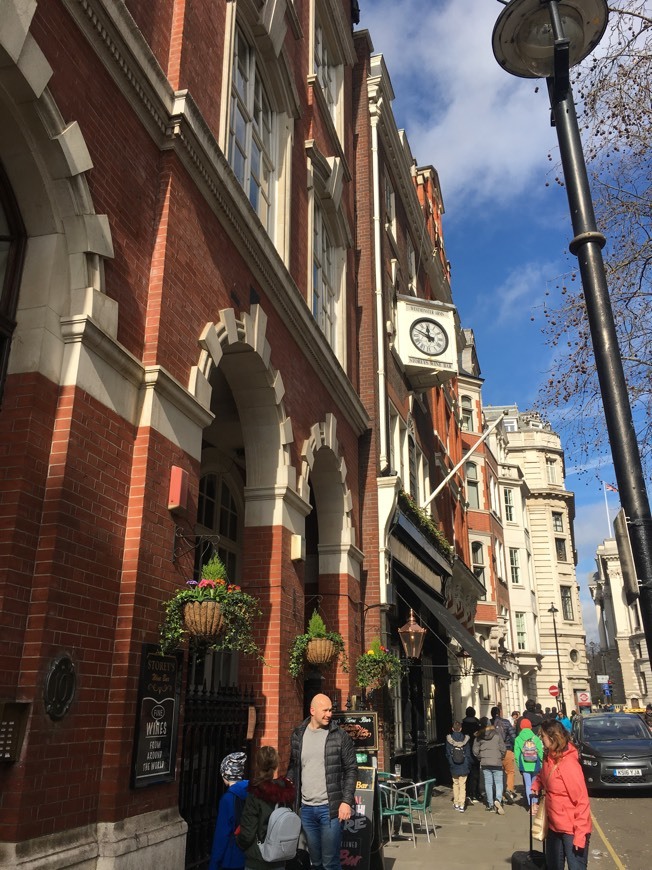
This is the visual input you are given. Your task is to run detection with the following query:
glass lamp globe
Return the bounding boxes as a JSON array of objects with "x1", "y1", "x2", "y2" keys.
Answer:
[{"x1": 492, "y1": 0, "x2": 608, "y2": 79}]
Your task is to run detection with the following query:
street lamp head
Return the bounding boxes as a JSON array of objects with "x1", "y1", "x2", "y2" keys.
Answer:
[
  {"x1": 492, "y1": 0, "x2": 608, "y2": 79},
  {"x1": 548, "y1": 603, "x2": 559, "y2": 614},
  {"x1": 398, "y1": 609, "x2": 427, "y2": 660}
]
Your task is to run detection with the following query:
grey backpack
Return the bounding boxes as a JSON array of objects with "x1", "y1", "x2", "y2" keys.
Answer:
[{"x1": 258, "y1": 805, "x2": 301, "y2": 862}]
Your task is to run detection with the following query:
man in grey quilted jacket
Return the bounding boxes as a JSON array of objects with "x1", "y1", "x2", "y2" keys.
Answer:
[{"x1": 287, "y1": 694, "x2": 357, "y2": 870}]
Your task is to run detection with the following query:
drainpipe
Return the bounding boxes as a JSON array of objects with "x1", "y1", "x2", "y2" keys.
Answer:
[{"x1": 370, "y1": 105, "x2": 389, "y2": 473}]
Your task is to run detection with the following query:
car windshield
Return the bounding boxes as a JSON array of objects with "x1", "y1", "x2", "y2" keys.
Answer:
[{"x1": 583, "y1": 717, "x2": 650, "y2": 741}]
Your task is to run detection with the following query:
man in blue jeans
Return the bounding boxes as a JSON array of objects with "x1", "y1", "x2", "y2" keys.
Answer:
[{"x1": 287, "y1": 694, "x2": 357, "y2": 870}]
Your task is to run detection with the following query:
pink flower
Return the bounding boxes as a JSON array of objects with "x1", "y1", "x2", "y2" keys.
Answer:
[{"x1": 198, "y1": 579, "x2": 216, "y2": 589}]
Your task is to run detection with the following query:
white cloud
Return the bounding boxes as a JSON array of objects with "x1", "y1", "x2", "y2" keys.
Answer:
[
  {"x1": 566, "y1": 454, "x2": 612, "y2": 476},
  {"x1": 490, "y1": 260, "x2": 557, "y2": 327},
  {"x1": 360, "y1": 0, "x2": 558, "y2": 212}
]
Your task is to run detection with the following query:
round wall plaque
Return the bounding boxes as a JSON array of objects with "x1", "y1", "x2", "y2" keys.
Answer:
[{"x1": 44, "y1": 654, "x2": 76, "y2": 720}]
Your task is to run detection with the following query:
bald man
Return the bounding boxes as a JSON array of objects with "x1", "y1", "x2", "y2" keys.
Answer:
[{"x1": 287, "y1": 693, "x2": 357, "y2": 870}]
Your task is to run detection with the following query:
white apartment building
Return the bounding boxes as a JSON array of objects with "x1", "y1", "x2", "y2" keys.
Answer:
[
  {"x1": 590, "y1": 538, "x2": 651, "y2": 707},
  {"x1": 485, "y1": 405, "x2": 591, "y2": 714}
]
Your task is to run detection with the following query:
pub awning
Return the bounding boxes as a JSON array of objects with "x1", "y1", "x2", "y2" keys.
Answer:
[{"x1": 401, "y1": 575, "x2": 510, "y2": 679}]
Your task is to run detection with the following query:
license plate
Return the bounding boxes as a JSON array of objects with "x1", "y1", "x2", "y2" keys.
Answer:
[{"x1": 613, "y1": 768, "x2": 642, "y2": 777}]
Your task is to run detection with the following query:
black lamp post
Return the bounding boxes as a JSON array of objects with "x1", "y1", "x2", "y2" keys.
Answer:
[
  {"x1": 398, "y1": 609, "x2": 428, "y2": 781},
  {"x1": 492, "y1": 0, "x2": 652, "y2": 667},
  {"x1": 548, "y1": 603, "x2": 566, "y2": 715}
]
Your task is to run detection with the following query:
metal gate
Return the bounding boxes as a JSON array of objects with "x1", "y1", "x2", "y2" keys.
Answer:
[{"x1": 179, "y1": 646, "x2": 252, "y2": 870}]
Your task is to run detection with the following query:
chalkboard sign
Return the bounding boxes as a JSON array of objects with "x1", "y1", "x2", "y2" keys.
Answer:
[
  {"x1": 340, "y1": 766, "x2": 378, "y2": 870},
  {"x1": 332, "y1": 711, "x2": 379, "y2": 751},
  {"x1": 131, "y1": 643, "x2": 183, "y2": 788}
]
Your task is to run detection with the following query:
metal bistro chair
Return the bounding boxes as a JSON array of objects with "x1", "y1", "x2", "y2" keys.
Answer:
[
  {"x1": 395, "y1": 778, "x2": 437, "y2": 842},
  {"x1": 378, "y1": 783, "x2": 416, "y2": 848}
]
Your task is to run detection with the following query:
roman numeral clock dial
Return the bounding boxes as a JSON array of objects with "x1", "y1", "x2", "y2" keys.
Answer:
[{"x1": 409, "y1": 318, "x2": 448, "y2": 356}]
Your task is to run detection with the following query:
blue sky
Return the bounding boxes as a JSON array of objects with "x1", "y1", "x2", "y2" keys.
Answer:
[{"x1": 357, "y1": 0, "x2": 625, "y2": 641}]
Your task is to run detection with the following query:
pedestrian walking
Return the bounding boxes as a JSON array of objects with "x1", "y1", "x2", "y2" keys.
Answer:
[
  {"x1": 236, "y1": 746, "x2": 296, "y2": 870},
  {"x1": 514, "y1": 718, "x2": 543, "y2": 807},
  {"x1": 445, "y1": 721, "x2": 472, "y2": 812},
  {"x1": 472, "y1": 716, "x2": 506, "y2": 814},
  {"x1": 490, "y1": 705, "x2": 517, "y2": 804},
  {"x1": 517, "y1": 699, "x2": 544, "y2": 735},
  {"x1": 531, "y1": 720, "x2": 591, "y2": 869},
  {"x1": 644, "y1": 703, "x2": 652, "y2": 730},
  {"x1": 557, "y1": 709, "x2": 572, "y2": 733},
  {"x1": 209, "y1": 752, "x2": 249, "y2": 870},
  {"x1": 287, "y1": 693, "x2": 357, "y2": 870},
  {"x1": 461, "y1": 706, "x2": 483, "y2": 804}
]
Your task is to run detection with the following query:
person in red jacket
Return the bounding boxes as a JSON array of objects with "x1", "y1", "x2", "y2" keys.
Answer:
[{"x1": 530, "y1": 719, "x2": 591, "y2": 869}]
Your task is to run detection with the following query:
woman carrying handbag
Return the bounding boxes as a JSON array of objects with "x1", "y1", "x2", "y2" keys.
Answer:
[{"x1": 530, "y1": 720, "x2": 591, "y2": 869}]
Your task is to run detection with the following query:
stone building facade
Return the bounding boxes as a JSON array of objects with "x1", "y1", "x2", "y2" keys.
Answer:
[
  {"x1": 484, "y1": 406, "x2": 591, "y2": 714},
  {"x1": 0, "y1": 2, "x2": 501, "y2": 867},
  {"x1": 590, "y1": 538, "x2": 651, "y2": 707}
]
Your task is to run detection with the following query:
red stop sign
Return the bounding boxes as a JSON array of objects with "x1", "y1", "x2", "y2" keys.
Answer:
[{"x1": 549, "y1": 685, "x2": 560, "y2": 697}]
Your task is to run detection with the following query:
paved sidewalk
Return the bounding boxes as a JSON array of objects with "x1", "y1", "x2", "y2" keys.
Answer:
[{"x1": 381, "y1": 785, "x2": 541, "y2": 870}]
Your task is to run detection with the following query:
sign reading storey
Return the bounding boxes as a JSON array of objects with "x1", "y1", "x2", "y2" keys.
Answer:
[
  {"x1": 131, "y1": 643, "x2": 183, "y2": 788},
  {"x1": 331, "y1": 711, "x2": 379, "y2": 751}
]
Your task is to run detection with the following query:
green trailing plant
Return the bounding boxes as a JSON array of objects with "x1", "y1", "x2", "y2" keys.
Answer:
[
  {"x1": 398, "y1": 490, "x2": 454, "y2": 563},
  {"x1": 159, "y1": 554, "x2": 263, "y2": 658},
  {"x1": 288, "y1": 609, "x2": 348, "y2": 679},
  {"x1": 356, "y1": 638, "x2": 405, "y2": 689}
]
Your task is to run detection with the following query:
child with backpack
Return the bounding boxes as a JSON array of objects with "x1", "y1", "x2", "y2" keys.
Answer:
[
  {"x1": 209, "y1": 751, "x2": 249, "y2": 870},
  {"x1": 445, "y1": 721, "x2": 472, "y2": 812},
  {"x1": 237, "y1": 745, "x2": 299, "y2": 870},
  {"x1": 514, "y1": 718, "x2": 544, "y2": 807}
]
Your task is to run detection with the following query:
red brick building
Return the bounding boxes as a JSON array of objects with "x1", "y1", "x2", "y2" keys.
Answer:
[{"x1": 0, "y1": 2, "x2": 506, "y2": 867}]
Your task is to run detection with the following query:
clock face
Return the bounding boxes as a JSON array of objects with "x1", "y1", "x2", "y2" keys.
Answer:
[{"x1": 409, "y1": 318, "x2": 448, "y2": 356}]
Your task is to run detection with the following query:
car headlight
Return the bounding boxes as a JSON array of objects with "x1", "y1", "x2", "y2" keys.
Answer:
[{"x1": 580, "y1": 754, "x2": 598, "y2": 767}]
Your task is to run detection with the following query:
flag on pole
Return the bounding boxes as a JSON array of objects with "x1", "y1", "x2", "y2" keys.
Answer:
[{"x1": 604, "y1": 482, "x2": 618, "y2": 493}]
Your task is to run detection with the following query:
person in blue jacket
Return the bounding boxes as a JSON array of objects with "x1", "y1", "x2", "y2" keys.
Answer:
[
  {"x1": 445, "y1": 721, "x2": 472, "y2": 812},
  {"x1": 209, "y1": 751, "x2": 249, "y2": 870}
]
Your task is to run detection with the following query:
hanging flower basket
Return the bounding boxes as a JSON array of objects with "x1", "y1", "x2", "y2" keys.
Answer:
[
  {"x1": 288, "y1": 610, "x2": 348, "y2": 678},
  {"x1": 159, "y1": 554, "x2": 263, "y2": 659},
  {"x1": 183, "y1": 600, "x2": 224, "y2": 639},
  {"x1": 306, "y1": 637, "x2": 337, "y2": 666},
  {"x1": 356, "y1": 639, "x2": 405, "y2": 689}
]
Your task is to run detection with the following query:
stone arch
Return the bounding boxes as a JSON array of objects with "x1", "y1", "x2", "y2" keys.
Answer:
[
  {"x1": 298, "y1": 411, "x2": 356, "y2": 556},
  {"x1": 193, "y1": 304, "x2": 295, "y2": 493},
  {"x1": 0, "y1": 1, "x2": 114, "y2": 385}
]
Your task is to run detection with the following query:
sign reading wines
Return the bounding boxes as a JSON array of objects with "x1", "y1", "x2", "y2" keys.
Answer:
[{"x1": 131, "y1": 643, "x2": 183, "y2": 788}]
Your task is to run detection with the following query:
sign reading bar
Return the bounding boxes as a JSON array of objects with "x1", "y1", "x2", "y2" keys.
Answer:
[
  {"x1": 340, "y1": 766, "x2": 378, "y2": 870},
  {"x1": 131, "y1": 643, "x2": 183, "y2": 788},
  {"x1": 331, "y1": 711, "x2": 379, "y2": 751}
]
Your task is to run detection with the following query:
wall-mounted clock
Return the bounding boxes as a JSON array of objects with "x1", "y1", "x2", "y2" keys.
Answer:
[{"x1": 409, "y1": 318, "x2": 449, "y2": 356}]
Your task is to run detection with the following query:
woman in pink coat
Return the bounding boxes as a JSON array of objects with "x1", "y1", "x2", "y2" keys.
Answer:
[{"x1": 530, "y1": 720, "x2": 591, "y2": 869}]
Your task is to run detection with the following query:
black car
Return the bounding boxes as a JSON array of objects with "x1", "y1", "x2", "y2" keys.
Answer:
[{"x1": 571, "y1": 712, "x2": 652, "y2": 790}]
